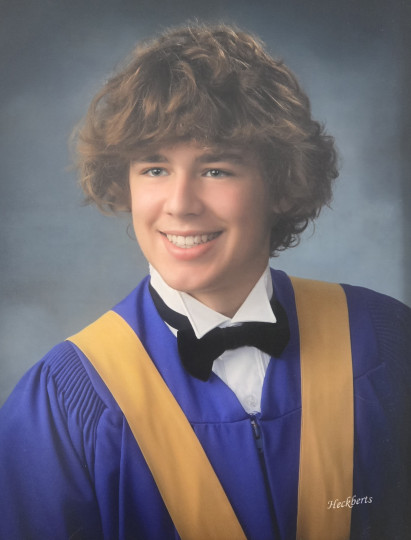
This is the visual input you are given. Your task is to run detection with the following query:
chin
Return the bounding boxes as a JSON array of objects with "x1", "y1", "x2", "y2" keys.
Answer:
[
  {"x1": 164, "y1": 277, "x2": 199, "y2": 295},
  {"x1": 158, "y1": 270, "x2": 205, "y2": 296}
]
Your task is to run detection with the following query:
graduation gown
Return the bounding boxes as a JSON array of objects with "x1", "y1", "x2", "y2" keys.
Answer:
[{"x1": 0, "y1": 269, "x2": 410, "y2": 539}]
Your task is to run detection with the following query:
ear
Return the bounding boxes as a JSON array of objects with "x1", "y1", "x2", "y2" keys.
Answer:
[{"x1": 270, "y1": 197, "x2": 293, "y2": 215}]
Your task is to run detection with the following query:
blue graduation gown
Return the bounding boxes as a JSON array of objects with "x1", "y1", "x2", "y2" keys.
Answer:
[{"x1": 0, "y1": 269, "x2": 410, "y2": 539}]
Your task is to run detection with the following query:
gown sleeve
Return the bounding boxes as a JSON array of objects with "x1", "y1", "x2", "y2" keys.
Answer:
[{"x1": 0, "y1": 341, "x2": 105, "y2": 540}]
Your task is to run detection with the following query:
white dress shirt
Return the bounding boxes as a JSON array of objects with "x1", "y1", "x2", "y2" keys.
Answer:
[{"x1": 149, "y1": 265, "x2": 275, "y2": 414}]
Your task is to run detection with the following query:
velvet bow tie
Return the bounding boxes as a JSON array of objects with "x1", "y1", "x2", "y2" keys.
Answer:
[{"x1": 149, "y1": 284, "x2": 290, "y2": 381}]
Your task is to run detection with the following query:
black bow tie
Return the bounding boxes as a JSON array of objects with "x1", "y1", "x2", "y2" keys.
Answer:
[{"x1": 149, "y1": 284, "x2": 290, "y2": 381}]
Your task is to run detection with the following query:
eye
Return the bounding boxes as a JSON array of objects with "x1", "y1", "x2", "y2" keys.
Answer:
[
  {"x1": 204, "y1": 168, "x2": 231, "y2": 178},
  {"x1": 143, "y1": 167, "x2": 168, "y2": 177}
]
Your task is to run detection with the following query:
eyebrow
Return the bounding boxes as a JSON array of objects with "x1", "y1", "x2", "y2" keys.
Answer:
[{"x1": 132, "y1": 153, "x2": 169, "y2": 163}]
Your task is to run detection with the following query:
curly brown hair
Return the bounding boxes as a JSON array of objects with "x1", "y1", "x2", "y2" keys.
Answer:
[{"x1": 75, "y1": 23, "x2": 338, "y2": 255}]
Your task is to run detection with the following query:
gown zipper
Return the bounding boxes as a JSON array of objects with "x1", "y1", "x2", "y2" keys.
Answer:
[{"x1": 250, "y1": 416, "x2": 281, "y2": 539}]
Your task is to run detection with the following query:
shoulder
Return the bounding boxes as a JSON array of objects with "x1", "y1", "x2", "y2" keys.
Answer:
[
  {"x1": 341, "y1": 283, "x2": 410, "y2": 348},
  {"x1": 342, "y1": 281, "x2": 409, "y2": 315},
  {"x1": 43, "y1": 340, "x2": 112, "y2": 414},
  {"x1": 0, "y1": 340, "x2": 110, "y2": 436},
  {"x1": 329, "y1": 284, "x2": 411, "y2": 417}
]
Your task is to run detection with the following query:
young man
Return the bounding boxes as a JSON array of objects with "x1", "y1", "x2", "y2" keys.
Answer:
[{"x1": 0, "y1": 24, "x2": 410, "y2": 540}]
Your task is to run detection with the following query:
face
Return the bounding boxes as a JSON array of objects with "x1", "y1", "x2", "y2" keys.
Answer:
[{"x1": 129, "y1": 142, "x2": 274, "y2": 315}]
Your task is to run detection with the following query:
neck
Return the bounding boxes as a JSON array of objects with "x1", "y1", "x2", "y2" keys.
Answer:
[{"x1": 188, "y1": 289, "x2": 252, "y2": 318}]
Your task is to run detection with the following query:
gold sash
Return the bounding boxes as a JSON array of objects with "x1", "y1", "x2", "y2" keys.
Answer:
[{"x1": 292, "y1": 278, "x2": 353, "y2": 540}]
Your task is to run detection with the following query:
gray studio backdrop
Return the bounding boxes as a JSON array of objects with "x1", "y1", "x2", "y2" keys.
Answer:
[{"x1": 1, "y1": 0, "x2": 410, "y2": 405}]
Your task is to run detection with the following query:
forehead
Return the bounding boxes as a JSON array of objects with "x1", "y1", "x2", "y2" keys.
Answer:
[{"x1": 131, "y1": 141, "x2": 258, "y2": 165}]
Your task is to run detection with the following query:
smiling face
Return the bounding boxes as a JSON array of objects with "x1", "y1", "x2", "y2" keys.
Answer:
[{"x1": 129, "y1": 142, "x2": 274, "y2": 316}]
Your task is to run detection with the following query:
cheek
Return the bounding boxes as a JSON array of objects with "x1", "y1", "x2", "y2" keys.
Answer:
[
  {"x1": 210, "y1": 185, "x2": 252, "y2": 218},
  {"x1": 130, "y1": 187, "x2": 158, "y2": 222}
]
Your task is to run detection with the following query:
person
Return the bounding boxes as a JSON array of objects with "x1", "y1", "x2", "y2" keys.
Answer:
[{"x1": 0, "y1": 23, "x2": 410, "y2": 540}]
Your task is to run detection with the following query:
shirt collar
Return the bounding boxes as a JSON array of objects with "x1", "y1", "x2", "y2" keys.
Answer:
[{"x1": 149, "y1": 265, "x2": 275, "y2": 339}]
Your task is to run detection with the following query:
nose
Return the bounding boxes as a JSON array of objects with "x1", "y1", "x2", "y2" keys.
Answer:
[{"x1": 164, "y1": 171, "x2": 203, "y2": 217}]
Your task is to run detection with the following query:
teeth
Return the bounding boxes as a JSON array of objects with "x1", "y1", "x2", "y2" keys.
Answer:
[{"x1": 166, "y1": 232, "x2": 219, "y2": 248}]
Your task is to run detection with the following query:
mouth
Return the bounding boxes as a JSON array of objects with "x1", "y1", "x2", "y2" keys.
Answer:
[{"x1": 161, "y1": 232, "x2": 221, "y2": 249}]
